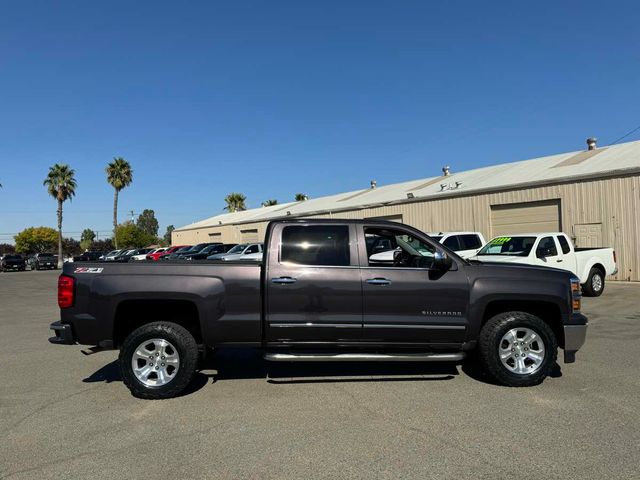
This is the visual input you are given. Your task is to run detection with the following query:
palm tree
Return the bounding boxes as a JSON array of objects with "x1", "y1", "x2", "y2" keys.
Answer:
[
  {"x1": 294, "y1": 193, "x2": 308, "y2": 201},
  {"x1": 106, "y1": 157, "x2": 133, "y2": 248},
  {"x1": 43, "y1": 164, "x2": 77, "y2": 267},
  {"x1": 261, "y1": 199, "x2": 278, "y2": 207},
  {"x1": 224, "y1": 193, "x2": 247, "y2": 212}
]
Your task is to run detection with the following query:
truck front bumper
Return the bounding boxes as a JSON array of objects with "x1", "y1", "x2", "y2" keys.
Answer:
[
  {"x1": 49, "y1": 321, "x2": 76, "y2": 345},
  {"x1": 563, "y1": 323, "x2": 587, "y2": 363}
]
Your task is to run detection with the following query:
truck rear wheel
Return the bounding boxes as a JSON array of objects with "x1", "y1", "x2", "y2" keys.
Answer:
[
  {"x1": 582, "y1": 267, "x2": 604, "y2": 297},
  {"x1": 119, "y1": 321, "x2": 198, "y2": 399},
  {"x1": 478, "y1": 311, "x2": 557, "y2": 387}
]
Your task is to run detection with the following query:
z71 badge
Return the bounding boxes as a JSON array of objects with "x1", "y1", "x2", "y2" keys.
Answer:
[{"x1": 74, "y1": 267, "x2": 103, "y2": 273}]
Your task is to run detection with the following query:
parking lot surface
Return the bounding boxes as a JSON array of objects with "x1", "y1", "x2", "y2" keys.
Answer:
[{"x1": 1, "y1": 270, "x2": 639, "y2": 479}]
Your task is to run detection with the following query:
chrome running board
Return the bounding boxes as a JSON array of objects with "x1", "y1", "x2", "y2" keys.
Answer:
[{"x1": 264, "y1": 352, "x2": 465, "y2": 362}]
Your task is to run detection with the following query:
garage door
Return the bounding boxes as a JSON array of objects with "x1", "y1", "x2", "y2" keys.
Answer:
[
  {"x1": 240, "y1": 229, "x2": 260, "y2": 243},
  {"x1": 490, "y1": 200, "x2": 561, "y2": 236}
]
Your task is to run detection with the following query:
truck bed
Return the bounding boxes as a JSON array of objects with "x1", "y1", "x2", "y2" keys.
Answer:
[{"x1": 61, "y1": 261, "x2": 263, "y2": 347}]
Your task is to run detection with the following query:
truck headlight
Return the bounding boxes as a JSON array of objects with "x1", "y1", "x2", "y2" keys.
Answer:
[{"x1": 570, "y1": 277, "x2": 581, "y2": 312}]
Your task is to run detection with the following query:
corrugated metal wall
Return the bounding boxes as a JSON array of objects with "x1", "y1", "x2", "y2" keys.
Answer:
[{"x1": 173, "y1": 174, "x2": 640, "y2": 281}]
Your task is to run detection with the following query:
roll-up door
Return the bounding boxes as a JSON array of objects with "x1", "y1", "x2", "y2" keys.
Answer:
[{"x1": 490, "y1": 200, "x2": 561, "y2": 236}]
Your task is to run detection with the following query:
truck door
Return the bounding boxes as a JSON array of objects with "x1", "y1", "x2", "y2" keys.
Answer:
[
  {"x1": 358, "y1": 224, "x2": 469, "y2": 345},
  {"x1": 265, "y1": 223, "x2": 362, "y2": 343},
  {"x1": 533, "y1": 236, "x2": 562, "y2": 268},
  {"x1": 555, "y1": 234, "x2": 577, "y2": 274}
]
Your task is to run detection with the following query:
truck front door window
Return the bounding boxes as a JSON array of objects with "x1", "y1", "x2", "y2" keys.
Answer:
[{"x1": 365, "y1": 227, "x2": 435, "y2": 268}]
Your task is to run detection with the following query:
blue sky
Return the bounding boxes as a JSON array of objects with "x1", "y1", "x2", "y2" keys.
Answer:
[{"x1": 1, "y1": 1, "x2": 639, "y2": 242}]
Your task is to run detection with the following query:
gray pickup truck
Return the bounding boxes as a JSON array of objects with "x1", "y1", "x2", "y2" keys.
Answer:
[{"x1": 49, "y1": 219, "x2": 587, "y2": 399}]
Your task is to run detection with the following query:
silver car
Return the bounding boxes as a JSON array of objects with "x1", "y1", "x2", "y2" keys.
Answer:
[{"x1": 207, "y1": 243, "x2": 263, "y2": 261}]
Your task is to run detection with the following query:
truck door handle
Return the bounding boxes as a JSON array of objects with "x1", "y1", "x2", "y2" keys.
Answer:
[
  {"x1": 271, "y1": 276, "x2": 297, "y2": 285},
  {"x1": 366, "y1": 278, "x2": 392, "y2": 286},
  {"x1": 556, "y1": 259, "x2": 563, "y2": 262}
]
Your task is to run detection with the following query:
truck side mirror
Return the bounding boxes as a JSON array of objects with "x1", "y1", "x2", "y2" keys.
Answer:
[{"x1": 433, "y1": 250, "x2": 453, "y2": 270}]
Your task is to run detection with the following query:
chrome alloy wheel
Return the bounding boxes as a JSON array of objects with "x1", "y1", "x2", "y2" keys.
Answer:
[
  {"x1": 131, "y1": 338, "x2": 180, "y2": 387},
  {"x1": 499, "y1": 327, "x2": 545, "y2": 375},
  {"x1": 592, "y1": 272, "x2": 603, "y2": 292}
]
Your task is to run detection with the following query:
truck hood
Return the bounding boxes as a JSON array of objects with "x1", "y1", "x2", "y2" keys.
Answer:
[
  {"x1": 467, "y1": 258, "x2": 573, "y2": 278},
  {"x1": 470, "y1": 255, "x2": 528, "y2": 264}
]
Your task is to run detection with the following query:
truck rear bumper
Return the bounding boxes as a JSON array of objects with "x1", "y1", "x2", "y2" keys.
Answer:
[
  {"x1": 563, "y1": 323, "x2": 587, "y2": 363},
  {"x1": 49, "y1": 321, "x2": 76, "y2": 345}
]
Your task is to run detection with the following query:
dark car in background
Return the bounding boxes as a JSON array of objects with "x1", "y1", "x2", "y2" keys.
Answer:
[
  {"x1": 111, "y1": 248, "x2": 148, "y2": 263},
  {"x1": 182, "y1": 243, "x2": 236, "y2": 260},
  {"x1": 73, "y1": 251, "x2": 105, "y2": 262},
  {"x1": 155, "y1": 245, "x2": 191, "y2": 261},
  {"x1": 176, "y1": 242, "x2": 222, "y2": 259},
  {"x1": 160, "y1": 245, "x2": 200, "y2": 260},
  {"x1": 28, "y1": 253, "x2": 57, "y2": 270},
  {"x1": 1, "y1": 254, "x2": 27, "y2": 272}
]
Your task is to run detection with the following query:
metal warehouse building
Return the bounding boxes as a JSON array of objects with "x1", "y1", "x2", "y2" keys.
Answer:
[{"x1": 173, "y1": 139, "x2": 640, "y2": 281}]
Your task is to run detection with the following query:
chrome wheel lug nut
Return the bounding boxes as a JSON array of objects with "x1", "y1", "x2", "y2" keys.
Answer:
[{"x1": 155, "y1": 366, "x2": 159, "y2": 370}]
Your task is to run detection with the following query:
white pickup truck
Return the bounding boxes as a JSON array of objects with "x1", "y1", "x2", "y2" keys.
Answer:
[{"x1": 472, "y1": 232, "x2": 617, "y2": 296}]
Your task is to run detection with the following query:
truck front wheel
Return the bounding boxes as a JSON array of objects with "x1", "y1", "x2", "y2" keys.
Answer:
[
  {"x1": 478, "y1": 312, "x2": 557, "y2": 387},
  {"x1": 119, "y1": 321, "x2": 198, "y2": 399}
]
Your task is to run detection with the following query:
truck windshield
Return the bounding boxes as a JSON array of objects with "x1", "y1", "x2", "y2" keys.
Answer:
[{"x1": 477, "y1": 236, "x2": 536, "y2": 256}]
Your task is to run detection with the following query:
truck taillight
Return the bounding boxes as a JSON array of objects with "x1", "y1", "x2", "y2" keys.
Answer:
[{"x1": 58, "y1": 275, "x2": 75, "y2": 309}]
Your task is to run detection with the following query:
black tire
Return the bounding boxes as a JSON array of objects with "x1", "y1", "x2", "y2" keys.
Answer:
[
  {"x1": 119, "y1": 321, "x2": 198, "y2": 399},
  {"x1": 478, "y1": 311, "x2": 557, "y2": 387},
  {"x1": 582, "y1": 267, "x2": 604, "y2": 297}
]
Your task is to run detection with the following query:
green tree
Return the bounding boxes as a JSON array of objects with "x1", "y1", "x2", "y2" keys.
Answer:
[
  {"x1": 80, "y1": 228, "x2": 96, "y2": 251},
  {"x1": 224, "y1": 193, "x2": 247, "y2": 212},
  {"x1": 163, "y1": 225, "x2": 175, "y2": 245},
  {"x1": 115, "y1": 222, "x2": 155, "y2": 248},
  {"x1": 262, "y1": 199, "x2": 278, "y2": 207},
  {"x1": 294, "y1": 193, "x2": 308, "y2": 201},
  {"x1": 43, "y1": 164, "x2": 77, "y2": 266},
  {"x1": 62, "y1": 237, "x2": 82, "y2": 257},
  {"x1": 136, "y1": 209, "x2": 159, "y2": 237},
  {"x1": 106, "y1": 157, "x2": 133, "y2": 248},
  {"x1": 93, "y1": 238, "x2": 114, "y2": 252},
  {"x1": 14, "y1": 227, "x2": 58, "y2": 254},
  {"x1": 0, "y1": 243, "x2": 16, "y2": 255}
]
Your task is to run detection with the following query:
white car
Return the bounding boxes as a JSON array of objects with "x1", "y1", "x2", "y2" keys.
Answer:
[
  {"x1": 472, "y1": 232, "x2": 617, "y2": 296},
  {"x1": 130, "y1": 247, "x2": 166, "y2": 261},
  {"x1": 369, "y1": 231, "x2": 485, "y2": 262},
  {"x1": 208, "y1": 243, "x2": 263, "y2": 261}
]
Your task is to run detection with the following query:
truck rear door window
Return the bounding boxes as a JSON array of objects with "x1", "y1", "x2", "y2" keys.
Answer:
[
  {"x1": 557, "y1": 235, "x2": 571, "y2": 254},
  {"x1": 442, "y1": 236, "x2": 461, "y2": 251},
  {"x1": 281, "y1": 225, "x2": 350, "y2": 266},
  {"x1": 459, "y1": 234, "x2": 483, "y2": 250}
]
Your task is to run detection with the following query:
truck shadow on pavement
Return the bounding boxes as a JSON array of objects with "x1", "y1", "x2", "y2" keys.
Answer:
[
  {"x1": 83, "y1": 348, "x2": 564, "y2": 395},
  {"x1": 83, "y1": 347, "x2": 461, "y2": 396}
]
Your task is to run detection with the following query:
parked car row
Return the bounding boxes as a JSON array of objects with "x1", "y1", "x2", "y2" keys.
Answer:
[{"x1": 5, "y1": 229, "x2": 617, "y2": 297}]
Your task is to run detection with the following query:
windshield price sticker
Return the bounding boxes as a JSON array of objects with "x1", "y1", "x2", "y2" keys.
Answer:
[{"x1": 489, "y1": 237, "x2": 512, "y2": 245}]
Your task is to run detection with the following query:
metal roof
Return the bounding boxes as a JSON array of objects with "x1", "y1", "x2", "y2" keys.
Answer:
[{"x1": 175, "y1": 140, "x2": 640, "y2": 232}]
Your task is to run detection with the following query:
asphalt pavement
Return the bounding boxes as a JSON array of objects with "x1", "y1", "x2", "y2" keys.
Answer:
[{"x1": 1, "y1": 270, "x2": 639, "y2": 479}]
